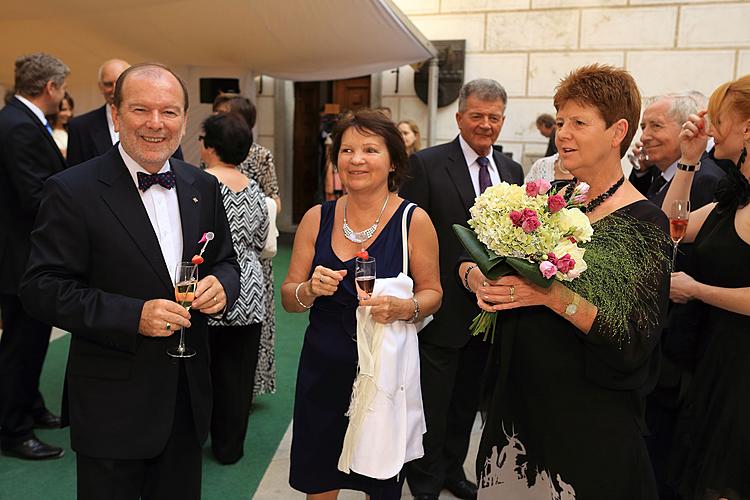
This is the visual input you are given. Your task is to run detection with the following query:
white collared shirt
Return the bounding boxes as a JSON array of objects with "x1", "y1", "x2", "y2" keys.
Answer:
[
  {"x1": 106, "y1": 104, "x2": 119, "y2": 145},
  {"x1": 15, "y1": 95, "x2": 49, "y2": 128},
  {"x1": 118, "y1": 143, "x2": 183, "y2": 283},
  {"x1": 459, "y1": 135, "x2": 501, "y2": 196},
  {"x1": 655, "y1": 161, "x2": 679, "y2": 193}
]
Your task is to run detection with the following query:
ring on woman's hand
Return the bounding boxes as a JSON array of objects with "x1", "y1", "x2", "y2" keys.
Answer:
[
  {"x1": 213, "y1": 296, "x2": 218, "y2": 303},
  {"x1": 482, "y1": 280, "x2": 488, "y2": 287},
  {"x1": 509, "y1": 285, "x2": 516, "y2": 296},
  {"x1": 165, "y1": 322, "x2": 171, "y2": 331},
  {"x1": 509, "y1": 293, "x2": 515, "y2": 303},
  {"x1": 319, "y1": 276, "x2": 325, "y2": 283}
]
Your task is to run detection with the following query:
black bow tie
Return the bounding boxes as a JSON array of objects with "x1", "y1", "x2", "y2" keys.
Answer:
[{"x1": 137, "y1": 171, "x2": 176, "y2": 191}]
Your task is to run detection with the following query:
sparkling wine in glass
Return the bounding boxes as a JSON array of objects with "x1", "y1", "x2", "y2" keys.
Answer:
[
  {"x1": 670, "y1": 200, "x2": 690, "y2": 270},
  {"x1": 167, "y1": 262, "x2": 198, "y2": 358},
  {"x1": 355, "y1": 256, "x2": 376, "y2": 298}
]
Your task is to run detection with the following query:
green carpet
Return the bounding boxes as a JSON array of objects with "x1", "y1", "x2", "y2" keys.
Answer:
[{"x1": 0, "y1": 244, "x2": 308, "y2": 499}]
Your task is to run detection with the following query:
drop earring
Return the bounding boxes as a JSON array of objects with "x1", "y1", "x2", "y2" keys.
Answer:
[{"x1": 739, "y1": 146, "x2": 747, "y2": 168}]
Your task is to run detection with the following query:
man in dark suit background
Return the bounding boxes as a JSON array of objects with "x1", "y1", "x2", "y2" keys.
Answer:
[
  {"x1": 0, "y1": 52, "x2": 69, "y2": 460},
  {"x1": 634, "y1": 93, "x2": 724, "y2": 209},
  {"x1": 635, "y1": 92, "x2": 725, "y2": 500},
  {"x1": 400, "y1": 79, "x2": 524, "y2": 500},
  {"x1": 67, "y1": 59, "x2": 183, "y2": 166},
  {"x1": 21, "y1": 63, "x2": 239, "y2": 500}
]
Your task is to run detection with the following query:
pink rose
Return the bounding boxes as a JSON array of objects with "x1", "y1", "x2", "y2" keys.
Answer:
[
  {"x1": 525, "y1": 182, "x2": 540, "y2": 197},
  {"x1": 509, "y1": 210, "x2": 523, "y2": 227},
  {"x1": 556, "y1": 253, "x2": 576, "y2": 274},
  {"x1": 547, "y1": 194, "x2": 566, "y2": 214},
  {"x1": 522, "y1": 208, "x2": 538, "y2": 220},
  {"x1": 574, "y1": 194, "x2": 588, "y2": 204},
  {"x1": 538, "y1": 179, "x2": 552, "y2": 195},
  {"x1": 577, "y1": 182, "x2": 590, "y2": 195},
  {"x1": 546, "y1": 252, "x2": 558, "y2": 265},
  {"x1": 521, "y1": 216, "x2": 541, "y2": 233},
  {"x1": 539, "y1": 261, "x2": 558, "y2": 279}
]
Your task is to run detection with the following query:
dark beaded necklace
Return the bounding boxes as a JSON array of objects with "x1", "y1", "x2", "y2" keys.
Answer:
[{"x1": 578, "y1": 175, "x2": 625, "y2": 213}]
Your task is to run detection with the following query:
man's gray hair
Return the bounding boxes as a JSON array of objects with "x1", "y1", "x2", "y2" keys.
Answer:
[
  {"x1": 664, "y1": 90, "x2": 708, "y2": 125},
  {"x1": 458, "y1": 79, "x2": 508, "y2": 112},
  {"x1": 14, "y1": 53, "x2": 69, "y2": 97}
]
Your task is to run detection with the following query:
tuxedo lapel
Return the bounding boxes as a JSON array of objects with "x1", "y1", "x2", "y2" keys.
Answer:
[
  {"x1": 97, "y1": 149, "x2": 174, "y2": 293},
  {"x1": 492, "y1": 148, "x2": 510, "y2": 183},
  {"x1": 94, "y1": 106, "x2": 114, "y2": 155},
  {"x1": 173, "y1": 163, "x2": 202, "y2": 262},
  {"x1": 10, "y1": 98, "x2": 66, "y2": 167},
  {"x1": 445, "y1": 138, "x2": 477, "y2": 213}
]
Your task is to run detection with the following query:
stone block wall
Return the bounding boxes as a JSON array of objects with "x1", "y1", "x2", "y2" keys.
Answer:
[{"x1": 387, "y1": 0, "x2": 750, "y2": 169}]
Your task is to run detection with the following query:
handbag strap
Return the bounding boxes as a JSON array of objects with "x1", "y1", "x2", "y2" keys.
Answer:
[{"x1": 402, "y1": 203, "x2": 416, "y2": 275}]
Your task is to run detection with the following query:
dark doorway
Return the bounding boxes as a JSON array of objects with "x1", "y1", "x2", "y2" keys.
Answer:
[{"x1": 292, "y1": 76, "x2": 371, "y2": 223}]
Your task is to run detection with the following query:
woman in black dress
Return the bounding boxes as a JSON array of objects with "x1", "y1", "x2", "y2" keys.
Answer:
[
  {"x1": 281, "y1": 110, "x2": 442, "y2": 499},
  {"x1": 459, "y1": 65, "x2": 671, "y2": 499},
  {"x1": 664, "y1": 75, "x2": 750, "y2": 500}
]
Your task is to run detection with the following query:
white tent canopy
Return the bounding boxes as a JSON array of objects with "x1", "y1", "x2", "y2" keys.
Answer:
[{"x1": 0, "y1": 0, "x2": 436, "y2": 85}]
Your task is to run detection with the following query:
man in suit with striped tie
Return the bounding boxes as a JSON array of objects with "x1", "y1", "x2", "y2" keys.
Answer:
[{"x1": 0, "y1": 52, "x2": 69, "y2": 460}]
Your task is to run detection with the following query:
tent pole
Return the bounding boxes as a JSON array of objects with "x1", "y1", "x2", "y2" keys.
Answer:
[{"x1": 427, "y1": 57, "x2": 438, "y2": 147}]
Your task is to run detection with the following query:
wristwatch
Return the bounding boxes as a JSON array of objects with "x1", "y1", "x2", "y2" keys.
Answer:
[
  {"x1": 564, "y1": 293, "x2": 580, "y2": 316},
  {"x1": 677, "y1": 161, "x2": 701, "y2": 172}
]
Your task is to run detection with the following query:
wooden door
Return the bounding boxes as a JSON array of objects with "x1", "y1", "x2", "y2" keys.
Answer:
[
  {"x1": 292, "y1": 76, "x2": 371, "y2": 223},
  {"x1": 292, "y1": 81, "x2": 321, "y2": 223},
  {"x1": 333, "y1": 76, "x2": 370, "y2": 112}
]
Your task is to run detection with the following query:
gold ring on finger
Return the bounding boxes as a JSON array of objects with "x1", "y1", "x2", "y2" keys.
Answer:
[
  {"x1": 509, "y1": 293, "x2": 515, "y2": 303},
  {"x1": 320, "y1": 276, "x2": 325, "y2": 283},
  {"x1": 166, "y1": 322, "x2": 171, "y2": 331},
  {"x1": 213, "y1": 296, "x2": 218, "y2": 303},
  {"x1": 509, "y1": 285, "x2": 516, "y2": 296},
  {"x1": 482, "y1": 280, "x2": 488, "y2": 287}
]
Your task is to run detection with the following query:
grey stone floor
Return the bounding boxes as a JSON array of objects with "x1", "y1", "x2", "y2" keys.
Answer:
[{"x1": 254, "y1": 414, "x2": 482, "y2": 499}]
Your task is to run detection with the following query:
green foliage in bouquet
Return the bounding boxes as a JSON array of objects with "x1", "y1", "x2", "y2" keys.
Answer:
[{"x1": 452, "y1": 224, "x2": 553, "y2": 288}]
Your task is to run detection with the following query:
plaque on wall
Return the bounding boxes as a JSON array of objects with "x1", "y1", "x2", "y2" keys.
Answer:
[{"x1": 414, "y1": 40, "x2": 465, "y2": 108}]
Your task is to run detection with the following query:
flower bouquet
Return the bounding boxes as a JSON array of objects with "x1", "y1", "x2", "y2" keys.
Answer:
[{"x1": 453, "y1": 179, "x2": 593, "y2": 341}]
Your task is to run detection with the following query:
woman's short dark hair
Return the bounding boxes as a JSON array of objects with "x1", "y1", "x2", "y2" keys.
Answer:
[
  {"x1": 553, "y1": 64, "x2": 641, "y2": 158},
  {"x1": 329, "y1": 109, "x2": 409, "y2": 192},
  {"x1": 212, "y1": 93, "x2": 257, "y2": 131},
  {"x1": 202, "y1": 113, "x2": 252, "y2": 166}
]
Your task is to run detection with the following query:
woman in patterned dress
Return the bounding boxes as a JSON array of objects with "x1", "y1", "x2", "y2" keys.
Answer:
[
  {"x1": 200, "y1": 113, "x2": 268, "y2": 464},
  {"x1": 213, "y1": 93, "x2": 279, "y2": 396}
]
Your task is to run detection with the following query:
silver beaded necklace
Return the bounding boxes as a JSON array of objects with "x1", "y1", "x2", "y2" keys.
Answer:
[{"x1": 343, "y1": 194, "x2": 390, "y2": 244}]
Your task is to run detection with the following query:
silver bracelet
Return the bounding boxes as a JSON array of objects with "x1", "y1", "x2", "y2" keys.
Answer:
[
  {"x1": 407, "y1": 296, "x2": 420, "y2": 323},
  {"x1": 463, "y1": 264, "x2": 478, "y2": 292},
  {"x1": 295, "y1": 282, "x2": 312, "y2": 309}
]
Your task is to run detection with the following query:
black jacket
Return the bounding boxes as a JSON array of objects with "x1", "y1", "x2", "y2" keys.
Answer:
[
  {"x1": 399, "y1": 137, "x2": 524, "y2": 348},
  {"x1": 20, "y1": 147, "x2": 239, "y2": 458}
]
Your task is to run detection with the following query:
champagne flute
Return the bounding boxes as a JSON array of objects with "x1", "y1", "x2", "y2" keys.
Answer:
[
  {"x1": 355, "y1": 256, "x2": 376, "y2": 299},
  {"x1": 670, "y1": 200, "x2": 690, "y2": 270},
  {"x1": 167, "y1": 262, "x2": 198, "y2": 358}
]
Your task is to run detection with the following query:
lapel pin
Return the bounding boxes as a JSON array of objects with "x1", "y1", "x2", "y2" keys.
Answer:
[{"x1": 192, "y1": 197, "x2": 199, "y2": 203}]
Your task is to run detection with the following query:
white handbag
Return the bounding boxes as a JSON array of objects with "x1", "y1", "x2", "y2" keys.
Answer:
[{"x1": 260, "y1": 197, "x2": 279, "y2": 259}]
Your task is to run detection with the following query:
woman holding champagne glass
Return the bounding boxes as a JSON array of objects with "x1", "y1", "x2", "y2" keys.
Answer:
[
  {"x1": 282, "y1": 110, "x2": 441, "y2": 499},
  {"x1": 663, "y1": 75, "x2": 750, "y2": 500}
]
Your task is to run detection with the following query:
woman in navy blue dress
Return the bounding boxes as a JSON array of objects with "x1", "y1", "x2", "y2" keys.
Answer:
[{"x1": 281, "y1": 110, "x2": 442, "y2": 499}]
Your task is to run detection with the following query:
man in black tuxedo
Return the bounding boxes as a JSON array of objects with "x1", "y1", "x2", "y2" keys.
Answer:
[
  {"x1": 636, "y1": 93, "x2": 725, "y2": 500},
  {"x1": 400, "y1": 79, "x2": 523, "y2": 500},
  {"x1": 0, "y1": 52, "x2": 69, "y2": 460},
  {"x1": 67, "y1": 59, "x2": 183, "y2": 166},
  {"x1": 20, "y1": 63, "x2": 239, "y2": 500}
]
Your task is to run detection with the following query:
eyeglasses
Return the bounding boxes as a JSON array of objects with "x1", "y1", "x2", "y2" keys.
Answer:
[{"x1": 198, "y1": 135, "x2": 205, "y2": 142}]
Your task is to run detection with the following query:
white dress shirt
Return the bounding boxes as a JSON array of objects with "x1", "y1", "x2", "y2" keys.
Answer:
[
  {"x1": 106, "y1": 105, "x2": 119, "y2": 145},
  {"x1": 15, "y1": 94, "x2": 49, "y2": 128},
  {"x1": 655, "y1": 161, "x2": 679, "y2": 194},
  {"x1": 459, "y1": 135, "x2": 501, "y2": 196},
  {"x1": 119, "y1": 144, "x2": 183, "y2": 283}
]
